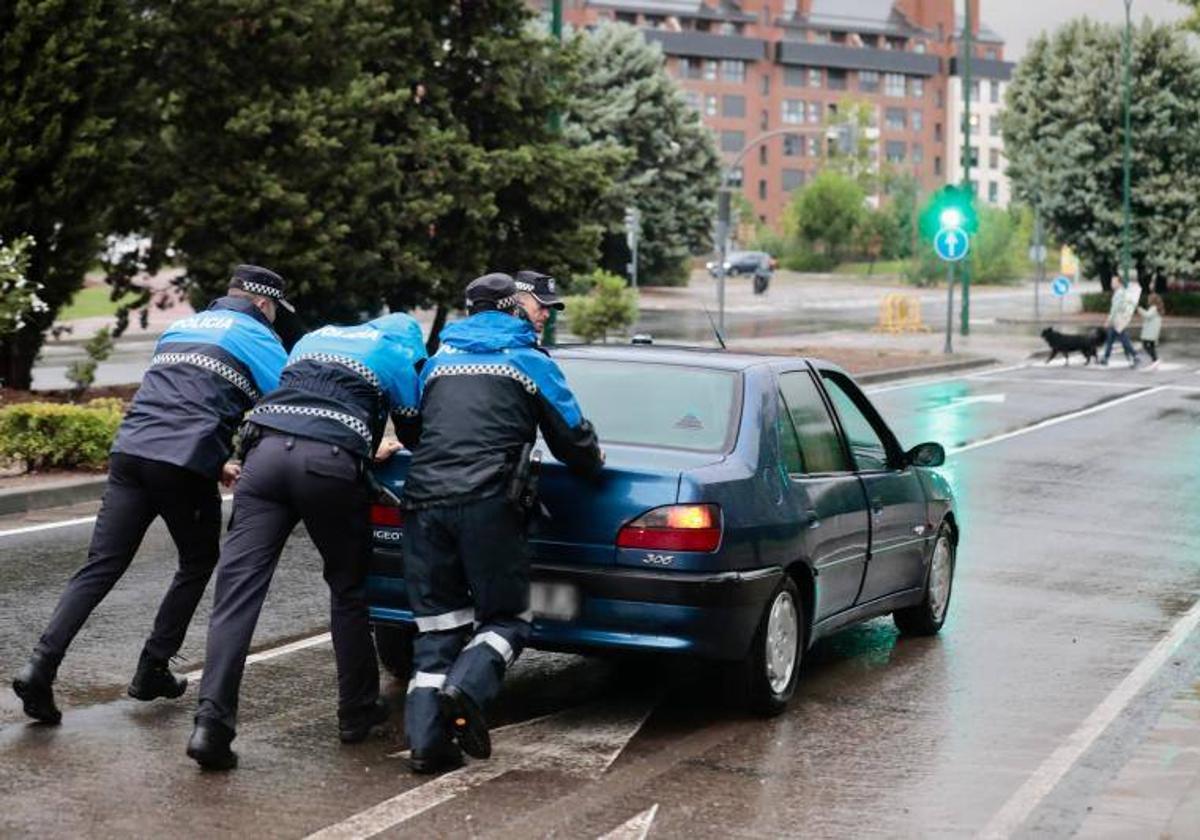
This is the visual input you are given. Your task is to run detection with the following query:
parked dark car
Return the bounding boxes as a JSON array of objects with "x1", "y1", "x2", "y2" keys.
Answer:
[
  {"x1": 367, "y1": 347, "x2": 956, "y2": 714},
  {"x1": 705, "y1": 250, "x2": 776, "y2": 278}
]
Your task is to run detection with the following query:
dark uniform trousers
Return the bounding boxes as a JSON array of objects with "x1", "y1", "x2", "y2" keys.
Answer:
[
  {"x1": 403, "y1": 495, "x2": 532, "y2": 754},
  {"x1": 195, "y1": 432, "x2": 379, "y2": 732},
  {"x1": 36, "y1": 453, "x2": 222, "y2": 664}
]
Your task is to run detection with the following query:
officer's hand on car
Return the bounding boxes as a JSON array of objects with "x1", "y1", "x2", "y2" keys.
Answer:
[
  {"x1": 374, "y1": 440, "x2": 404, "y2": 462},
  {"x1": 220, "y1": 463, "x2": 242, "y2": 488}
]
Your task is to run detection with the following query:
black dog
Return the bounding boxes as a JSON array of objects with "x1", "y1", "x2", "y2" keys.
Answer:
[{"x1": 1041, "y1": 326, "x2": 1106, "y2": 365}]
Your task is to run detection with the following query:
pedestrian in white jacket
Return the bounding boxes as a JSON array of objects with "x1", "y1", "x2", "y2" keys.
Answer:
[
  {"x1": 1138, "y1": 292, "x2": 1164, "y2": 369},
  {"x1": 1100, "y1": 279, "x2": 1142, "y2": 367}
]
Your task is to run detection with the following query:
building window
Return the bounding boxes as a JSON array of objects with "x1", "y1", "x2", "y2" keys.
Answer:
[
  {"x1": 784, "y1": 67, "x2": 806, "y2": 87},
  {"x1": 808, "y1": 136, "x2": 821, "y2": 156},
  {"x1": 911, "y1": 109, "x2": 923, "y2": 131},
  {"x1": 986, "y1": 47, "x2": 999, "y2": 60},
  {"x1": 990, "y1": 116, "x2": 1001, "y2": 137},
  {"x1": 934, "y1": 155, "x2": 942, "y2": 176},
  {"x1": 885, "y1": 140, "x2": 906, "y2": 163},
  {"x1": 910, "y1": 77, "x2": 924, "y2": 98},
  {"x1": 934, "y1": 122, "x2": 942, "y2": 142},
  {"x1": 704, "y1": 60, "x2": 718, "y2": 81},
  {"x1": 885, "y1": 107, "x2": 907, "y2": 130},
  {"x1": 885, "y1": 73, "x2": 906, "y2": 97},
  {"x1": 721, "y1": 60, "x2": 746, "y2": 83},
  {"x1": 968, "y1": 113, "x2": 980, "y2": 135},
  {"x1": 859, "y1": 70, "x2": 880, "y2": 93},
  {"x1": 723, "y1": 94, "x2": 746, "y2": 118},
  {"x1": 936, "y1": 89, "x2": 944, "y2": 109},
  {"x1": 759, "y1": 145, "x2": 768, "y2": 165},
  {"x1": 728, "y1": 166, "x2": 744, "y2": 187},
  {"x1": 684, "y1": 91, "x2": 701, "y2": 112},
  {"x1": 758, "y1": 179, "x2": 767, "y2": 200},
  {"x1": 914, "y1": 41, "x2": 927, "y2": 54},
  {"x1": 988, "y1": 181, "x2": 999, "y2": 203},
  {"x1": 685, "y1": 58, "x2": 704, "y2": 80},
  {"x1": 912, "y1": 143, "x2": 923, "y2": 163},
  {"x1": 990, "y1": 80, "x2": 1000, "y2": 103},
  {"x1": 782, "y1": 169, "x2": 806, "y2": 192},
  {"x1": 761, "y1": 74, "x2": 771, "y2": 95},
  {"x1": 760, "y1": 109, "x2": 769, "y2": 130},
  {"x1": 782, "y1": 99, "x2": 804, "y2": 124},
  {"x1": 705, "y1": 94, "x2": 718, "y2": 116},
  {"x1": 827, "y1": 68, "x2": 847, "y2": 90},
  {"x1": 721, "y1": 130, "x2": 745, "y2": 153},
  {"x1": 783, "y1": 133, "x2": 802, "y2": 156},
  {"x1": 809, "y1": 67, "x2": 822, "y2": 87},
  {"x1": 970, "y1": 80, "x2": 980, "y2": 102},
  {"x1": 807, "y1": 102, "x2": 821, "y2": 123},
  {"x1": 989, "y1": 148, "x2": 1000, "y2": 169}
]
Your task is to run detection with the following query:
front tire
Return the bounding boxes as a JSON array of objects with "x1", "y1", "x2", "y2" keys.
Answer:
[
  {"x1": 729, "y1": 577, "x2": 804, "y2": 716},
  {"x1": 894, "y1": 523, "x2": 955, "y2": 636},
  {"x1": 374, "y1": 623, "x2": 415, "y2": 678}
]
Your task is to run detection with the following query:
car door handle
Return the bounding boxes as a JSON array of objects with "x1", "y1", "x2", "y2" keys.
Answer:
[
  {"x1": 870, "y1": 500, "x2": 884, "y2": 517},
  {"x1": 803, "y1": 508, "x2": 821, "y2": 529}
]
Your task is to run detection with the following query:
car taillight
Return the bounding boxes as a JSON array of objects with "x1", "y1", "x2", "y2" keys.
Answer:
[
  {"x1": 370, "y1": 504, "x2": 404, "y2": 528},
  {"x1": 616, "y1": 504, "x2": 722, "y2": 552}
]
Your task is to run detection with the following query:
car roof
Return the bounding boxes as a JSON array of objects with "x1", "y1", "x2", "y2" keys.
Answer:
[{"x1": 551, "y1": 343, "x2": 800, "y2": 372}]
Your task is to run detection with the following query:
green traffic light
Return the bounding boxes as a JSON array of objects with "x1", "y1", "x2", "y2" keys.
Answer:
[{"x1": 920, "y1": 185, "x2": 978, "y2": 241}]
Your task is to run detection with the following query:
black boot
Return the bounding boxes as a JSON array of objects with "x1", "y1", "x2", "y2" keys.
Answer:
[
  {"x1": 338, "y1": 697, "x2": 391, "y2": 744},
  {"x1": 408, "y1": 742, "x2": 464, "y2": 775},
  {"x1": 437, "y1": 685, "x2": 491, "y2": 759},
  {"x1": 186, "y1": 718, "x2": 238, "y2": 771},
  {"x1": 128, "y1": 649, "x2": 187, "y2": 701},
  {"x1": 12, "y1": 651, "x2": 62, "y2": 725}
]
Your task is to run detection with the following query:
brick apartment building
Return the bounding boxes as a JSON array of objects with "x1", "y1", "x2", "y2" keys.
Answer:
[{"x1": 531, "y1": 0, "x2": 1015, "y2": 231}]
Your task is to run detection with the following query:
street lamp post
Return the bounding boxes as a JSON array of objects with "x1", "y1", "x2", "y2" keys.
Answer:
[{"x1": 1121, "y1": 0, "x2": 1133, "y2": 289}]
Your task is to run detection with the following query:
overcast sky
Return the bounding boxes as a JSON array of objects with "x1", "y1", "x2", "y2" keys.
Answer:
[{"x1": 986, "y1": 0, "x2": 1191, "y2": 59}]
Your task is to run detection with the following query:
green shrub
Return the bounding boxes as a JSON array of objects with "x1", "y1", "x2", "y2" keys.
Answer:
[
  {"x1": 65, "y1": 327, "x2": 115, "y2": 398},
  {"x1": 0, "y1": 399, "x2": 123, "y2": 472},
  {"x1": 565, "y1": 270, "x2": 638, "y2": 343},
  {"x1": 781, "y1": 248, "x2": 838, "y2": 273},
  {"x1": 1083, "y1": 291, "x2": 1200, "y2": 316}
]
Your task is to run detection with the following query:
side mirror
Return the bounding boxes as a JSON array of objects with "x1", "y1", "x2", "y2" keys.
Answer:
[{"x1": 907, "y1": 442, "x2": 945, "y2": 468}]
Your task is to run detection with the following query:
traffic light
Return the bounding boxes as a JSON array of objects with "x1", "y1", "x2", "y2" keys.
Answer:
[{"x1": 919, "y1": 184, "x2": 978, "y2": 242}]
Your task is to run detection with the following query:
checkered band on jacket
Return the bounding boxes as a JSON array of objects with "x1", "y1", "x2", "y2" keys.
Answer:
[
  {"x1": 289, "y1": 352, "x2": 382, "y2": 392},
  {"x1": 249, "y1": 404, "x2": 372, "y2": 444},
  {"x1": 151, "y1": 352, "x2": 260, "y2": 402},
  {"x1": 426, "y1": 363, "x2": 538, "y2": 395}
]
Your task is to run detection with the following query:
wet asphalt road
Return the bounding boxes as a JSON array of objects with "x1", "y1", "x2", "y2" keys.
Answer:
[{"x1": 4, "y1": 357, "x2": 1200, "y2": 838}]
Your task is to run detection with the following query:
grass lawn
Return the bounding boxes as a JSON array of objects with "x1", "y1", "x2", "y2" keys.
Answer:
[
  {"x1": 59, "y1": 286, "x2": 139, "y2": 320},
  {"x1": 833, "y1": 259, "x2": 908, "y2": 276}
]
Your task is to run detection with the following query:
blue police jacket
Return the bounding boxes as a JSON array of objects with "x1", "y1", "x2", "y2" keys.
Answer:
[
  {"x1": 249, "y1": 313, "x2": 427, "y2": 458},
  {"x1": 402, "y1": 310, "x2": 602, "y2": 508},
  {"x1": 112, "y1": 296, "x2": 287, "y2": 479}
]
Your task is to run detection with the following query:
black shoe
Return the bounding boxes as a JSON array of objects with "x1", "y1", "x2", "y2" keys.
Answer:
[
  {"x1": 339, "y1": 697, "x2": 391, "y2": 744},
  {"x1": 408, "y1": 743, "x2": 464, "y2": 775},
  {"x1": 128, "y1": 650, "x2": 187, "y2": 701},
  {"x1": 186, "y1": 718, "x2": 238, "y2": 771},
  {"x1": 437, "y1": 685, "x2": 491, "y2": 759},
  {"x1": 12, "y1": 652, "x2": 62, "y2": 725}
]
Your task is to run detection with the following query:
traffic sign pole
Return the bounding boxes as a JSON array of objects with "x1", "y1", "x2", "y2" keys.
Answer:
[{"x1": 944, "y1": 263, "x2": 956, "y2": 354}]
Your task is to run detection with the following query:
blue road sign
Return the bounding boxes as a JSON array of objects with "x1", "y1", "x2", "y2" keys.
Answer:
[
  {"x1": 1051, "y1": 275, "x2": 1072, "y2": 297},
  {"x1": 934, "y1": 227, "x2": 969, "y2": 262}
]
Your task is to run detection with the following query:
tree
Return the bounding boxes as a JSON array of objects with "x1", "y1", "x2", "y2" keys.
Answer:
[
  {"x1": 564, "y1": 270, "x2": 638, "y2": 343},
  {"x1": 563, "y1": 23, "x2": 720, "y2": 287},
  {"x1": 0, "y1": 0, "x2": 143, "y2": 388},
  {"x1": 1003, "y1": 18, "x2": 1200, "y2": 293},
  {"x1": 881, "y1": 172, "x2": 921, "y2": 260},
  {"x1": 783, "y1": 171, "x2": 866, "y2": 263},
  {"x1": 823, "y1": 98, "x2": 880, "y2": 195}
]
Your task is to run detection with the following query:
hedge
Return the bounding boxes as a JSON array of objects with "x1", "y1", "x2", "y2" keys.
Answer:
[
  {"x1": 1082, "y1": 291, "x2": 1200, "y2": 316},
  {"x1": 0, "y1": 399, "x2": 123, "y2": 472}
]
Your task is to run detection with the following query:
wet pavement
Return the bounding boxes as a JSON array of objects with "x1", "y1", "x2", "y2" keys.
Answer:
[{"x1": 4, "y1": 359, "x2": 1200, "y2": 838}]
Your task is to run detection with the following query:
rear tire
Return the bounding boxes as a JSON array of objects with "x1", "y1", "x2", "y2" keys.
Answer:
[
  {"x1": 728, "y1": 577, "x2": 804, "y2": 717},
  {"x1": 374, "y1": 623, "x2": 415, "y2": 679},
  {"x1": 894, "y1": 523, "x2": 955, "y2": 637}
]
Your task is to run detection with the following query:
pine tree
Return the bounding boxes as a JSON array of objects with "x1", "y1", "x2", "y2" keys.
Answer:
[{"x1": 564, "y1": 22, "x2": 720, "y2": 286}]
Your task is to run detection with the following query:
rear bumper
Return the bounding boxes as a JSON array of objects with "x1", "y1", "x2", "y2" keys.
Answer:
[{"x1": 367, "y1": 554, "x2": 782, "y2": 661}]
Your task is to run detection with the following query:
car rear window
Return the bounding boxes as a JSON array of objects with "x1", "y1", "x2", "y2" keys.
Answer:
[{"x1": 556, "y1": 359, "x2": 739, "y2": 452}]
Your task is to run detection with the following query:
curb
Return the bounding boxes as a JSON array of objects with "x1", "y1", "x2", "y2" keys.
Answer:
[
  {"x1": 0, "y1": 476, "x2": 108, "y2": 517},
  {"x1": 856, "y1": 355, "x2": 999, "y2": 384}
]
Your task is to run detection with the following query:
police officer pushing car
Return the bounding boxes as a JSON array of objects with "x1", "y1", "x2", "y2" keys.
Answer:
[
  {"x1": 11, "y1": 265, "x2": 291, "y2": 724},
  {"x1": 186, "y1": 312, "x2": 426, "y2": 771},
  {"x1": 401, "y1": 273, "x2": 603, "y2": 774}
]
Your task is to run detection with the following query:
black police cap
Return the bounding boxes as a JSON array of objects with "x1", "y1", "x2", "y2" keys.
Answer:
[
  {"x1": 465, "y1": 273, "x2": 519, "y2": 311},
  {"x1": 514, "y1": 270, "x2": 564, "y2": 310},
  {"x1": 229, "y1": 264, "x2": 294, "y2": 312}
]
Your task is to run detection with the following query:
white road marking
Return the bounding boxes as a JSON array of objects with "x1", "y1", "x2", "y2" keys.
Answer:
[
  {"x1": 181, "y1": 631, "x2": 332, "y2": 681},
  {"x1": 938, "y1": 393, "x2": 1006, "y2": 409},
  {"x1": 0, "y1": 493, "x2": 233, "y2": 539},
  {"x1": 306, "y1": 700, "x2": 653, "y2": 840},
  {"x1": 978, "y1": 597, "x2": 1200, "y2": 839},
  {"x1": 977, "y1": 376, "x2": 1138, "y2": 390},
  {"x1": 865, "y1": 362, "x2": 1028, "y2": 395},
  {"x1": 949, "y1": 387, "x2": 1167, "y2": 456},
  {"x1": 598, "y1": 803, "x2": 659, "y2": 840}
]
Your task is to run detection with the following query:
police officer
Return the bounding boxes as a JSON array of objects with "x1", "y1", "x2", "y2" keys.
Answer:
[
  {"x1": 11, "y1": 265, "x2": 291, "y2": 724},
  {"x1": 512, "y1": 269, "x2": 564, "y2": 337},
  {"x1": 401, "y1": 273, "x2": 603, "y2": 774},
  {"x1": 186, "y1": 312, "x2": 426, "y2": 770}
]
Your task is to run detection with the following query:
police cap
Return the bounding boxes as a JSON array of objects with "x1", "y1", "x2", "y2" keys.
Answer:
[
  {"x1": 229, "y1": 264, "x2": 294, "y2": 313},
  {"x1": 514, "y1": 270, "x2": 564, "y2": 311},
  {"x1": 465, "y1": 273, "x2": 519, "y2": 312}
]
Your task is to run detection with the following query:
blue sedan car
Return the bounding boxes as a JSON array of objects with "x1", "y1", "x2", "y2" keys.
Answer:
[{"x1": 367, "y1": 346, "x2": 957, "y2": 714}]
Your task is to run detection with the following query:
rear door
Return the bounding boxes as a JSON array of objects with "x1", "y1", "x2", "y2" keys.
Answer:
[
  {"x1": 819, "y1": 370, "x2": 929, "y2": 604},
  {"x1": 776, "y1": 369, "x2": 871, "y2": 621}
]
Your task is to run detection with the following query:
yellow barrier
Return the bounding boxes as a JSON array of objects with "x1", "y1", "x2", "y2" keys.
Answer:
[{"x1": 874, "y1": 293, "x2": 929, "y2": 333}]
